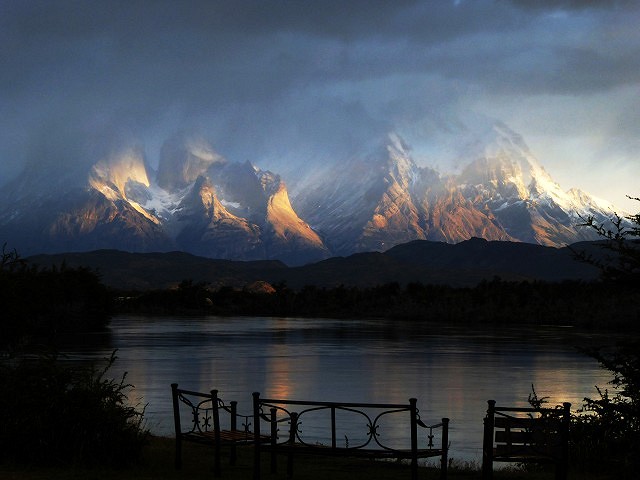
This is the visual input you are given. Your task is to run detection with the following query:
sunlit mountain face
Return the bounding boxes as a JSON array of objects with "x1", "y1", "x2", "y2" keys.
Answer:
[
  {"x1": 0, "y1": 124, "x2": 616, "y2": 266},
  {"x1": 295, "y1": 124, "x2": 615, "y2": 256}
]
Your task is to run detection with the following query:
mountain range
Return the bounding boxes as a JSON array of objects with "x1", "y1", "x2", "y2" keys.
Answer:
[
  {"x1": 26, "y1": 238, "x2": 601, "y2": 291},
  {"x1": 0, "y1": 122, "x2": 617, "y2": 266}
]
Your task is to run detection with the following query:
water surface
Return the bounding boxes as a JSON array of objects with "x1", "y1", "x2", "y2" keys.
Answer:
[{"x1": 63, "y1": 316, "x2": 618, "y2": 462}]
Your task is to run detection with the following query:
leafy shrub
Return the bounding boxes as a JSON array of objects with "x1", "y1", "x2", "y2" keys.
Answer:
[
  {"x1": 578, "y1": 195, "x2": 640, "y2": 284},
  {"x1": 571, "y1": 341, "x2": 640, "y2": 475},
  {"x1": 0, "y1": 350, "x2": 148, "y2": 467}
]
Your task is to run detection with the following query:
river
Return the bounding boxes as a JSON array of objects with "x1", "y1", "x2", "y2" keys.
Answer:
[{"x1": 62, "y1": 315, "x2": 619, "y2": 463}]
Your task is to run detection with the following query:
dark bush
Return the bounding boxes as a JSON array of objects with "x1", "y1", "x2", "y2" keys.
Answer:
[
  {"x1": 0, "y1": 245, "x2": 112, "y2": 345},
  {"x1": 577, "y1": 195, "x2": 640, "y2": 284},
  {"x1": 0, "y1": 350, "x2": 148, "y2": 467},
  {"x1": 570, "y1": 340, "x2": 640, "y2": 476}
]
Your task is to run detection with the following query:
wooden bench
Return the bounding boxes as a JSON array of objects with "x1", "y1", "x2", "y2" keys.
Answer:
[
  {"x1": 171, "y1": 383, "x2": 265, "y2": 477},
  {"x1": 482, "y1": 399, "x2": 571, "y2": 480},
  {"x1": 252, "y1": 392, "x2": 449, "y2": 480}
]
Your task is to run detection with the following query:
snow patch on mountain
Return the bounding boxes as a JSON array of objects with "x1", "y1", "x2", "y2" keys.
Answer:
[
  {"x1": 0, "y1": 120, "x2": 624, "y2": 263},
  {"x1": 139, "y1": 183, "x2": 185, "y2": 221},
  {"x1": 220, "y1": 199, "x2": 242, "y2": 209}
]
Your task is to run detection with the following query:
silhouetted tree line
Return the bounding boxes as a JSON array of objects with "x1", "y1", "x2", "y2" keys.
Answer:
[
  {"x1": 115, "y1": 277, "x2": 640, "y2": 328},
  {"x1": 577, "y1": 195, "x2": 640, "y2": 285},
  {"x1": 0, "y1": 245, "x2": 112, "y2": 346},
  {"x1": 118, "y1": 196, "x2": 640, "y2": 328}
]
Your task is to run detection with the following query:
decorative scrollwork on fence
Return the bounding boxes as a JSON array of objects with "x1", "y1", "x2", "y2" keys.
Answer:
[
  {"x1": 265, "y1": 403, "x2": 415, "y2": 453},
  {"x1": 177, "y1": 391, "x2": 214, "y2": 434}
]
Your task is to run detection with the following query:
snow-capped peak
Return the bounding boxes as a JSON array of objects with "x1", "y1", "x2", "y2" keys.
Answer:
[{"x1": 0, "y1": 120, "x2": 624, "y2": 263}]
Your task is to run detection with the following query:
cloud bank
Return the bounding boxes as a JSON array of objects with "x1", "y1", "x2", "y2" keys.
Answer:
[{"x1": 1, "y1": 0, "x2": 639, "y2": 210}]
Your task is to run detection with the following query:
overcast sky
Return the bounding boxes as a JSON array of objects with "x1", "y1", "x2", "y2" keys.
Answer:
[{"x1": 1, "y1": 0, "x2": 639, "y2": 211}]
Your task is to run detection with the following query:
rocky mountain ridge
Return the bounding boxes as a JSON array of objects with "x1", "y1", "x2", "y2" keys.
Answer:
[
  {"x1": 296, "y1": 125, "x2": 614, "y2": 256},
  {"x1": 0, "y1": 123, "x2": 617, "y2": 265}
]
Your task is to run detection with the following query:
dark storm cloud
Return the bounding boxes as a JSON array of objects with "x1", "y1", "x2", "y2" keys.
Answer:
[
  {"x1": 0, "y1": 0, "x2": 639, "y2": 207},
  {"x1": 1, "y1": 1, "x2": 633, "y2": 106},
  {"x1": 1, "y1": 1, "x2": 511, "y2": 95},
  {"x1": 505, "y1": 0, "x2": 636, "y2": 10},
  {"x1": 1, "y1": 1, "x2": 511, "y2": 45},
  {"x1": 0, "y1": 1, "x2": 495, "y2": 177}
]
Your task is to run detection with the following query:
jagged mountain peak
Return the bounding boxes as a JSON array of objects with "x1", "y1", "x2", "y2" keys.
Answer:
[
  {"x1": 257, "y1": 169, "x2": 282, "y2": 197},
  {"x1": 169, "y1": 165, "x2": 327, "y2": 263},
  {"x1": 565, "y1": 187, "x2": 615, "y2": 212},
  {"x1": 457, "y1": 121, "x2": 565, "y2": 206},
  {"x1": 183, "y1": 175, "x2": 215, "y2": 209},
  {"x1": 0, "y1": 121, "x2": 623, "y2": 264},
  {"x1": 265, "y1": 178, "x2": 328, "y2": 259},
  {"x1": 297, "y1": 123, "x2": 618, "y2": 253},
  {"x1": 456, "y1": 123, "x2": 612, "y2": 221},
  {"x1": 85, "y1": 147, "x2": 164, "y2": 226},
  {"x1": 175, "y1": 175, "x2": 249, "y2": 226}
]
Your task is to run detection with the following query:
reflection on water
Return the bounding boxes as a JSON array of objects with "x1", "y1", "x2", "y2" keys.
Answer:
[{"x1": 62, "y1": 316, "x2": 618, "y2": 462}]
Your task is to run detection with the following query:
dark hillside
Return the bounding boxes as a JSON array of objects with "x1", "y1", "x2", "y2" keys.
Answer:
[
  {"x1": 28, "y1": 250, "x2": 287, "y2": 290},
  {"x1": 27, "y1": 238, "x2": 600, "y2": 290},
  {"x1": 385, "y1": 238, "x2": 598, "y2": 281}
]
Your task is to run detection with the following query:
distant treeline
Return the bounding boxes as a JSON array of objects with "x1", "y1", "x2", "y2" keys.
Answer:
[
  {"x1": 0, "y1": 247, "x2": 112, "y2": 345},
  {"x1": 116, "y1": 278, "x2": 640, "y2": 329},
  {"x1": 3, "y1": 239, "x2": 640, "y2": 345}
]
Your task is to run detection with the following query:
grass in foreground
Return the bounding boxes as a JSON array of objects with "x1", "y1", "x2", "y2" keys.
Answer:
[{"x1": 0, "y1": 436, "x2": 617, "y2": 480}]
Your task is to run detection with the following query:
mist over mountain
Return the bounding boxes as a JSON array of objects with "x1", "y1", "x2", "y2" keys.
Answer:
[
  {"x1": 0, "y1": 122, "x2": 616, "y2": 265},
  {"x1": 295, "y1": 123, "x2": 614, "y2": 256}
]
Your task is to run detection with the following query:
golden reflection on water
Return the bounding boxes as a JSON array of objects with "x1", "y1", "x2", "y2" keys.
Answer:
[
  {"x1": 265, "y1": 344, "x2": 295, "y2": 399},
  {"x1": 63, "y1": 316, "x2": 621, "y2": 461}
]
